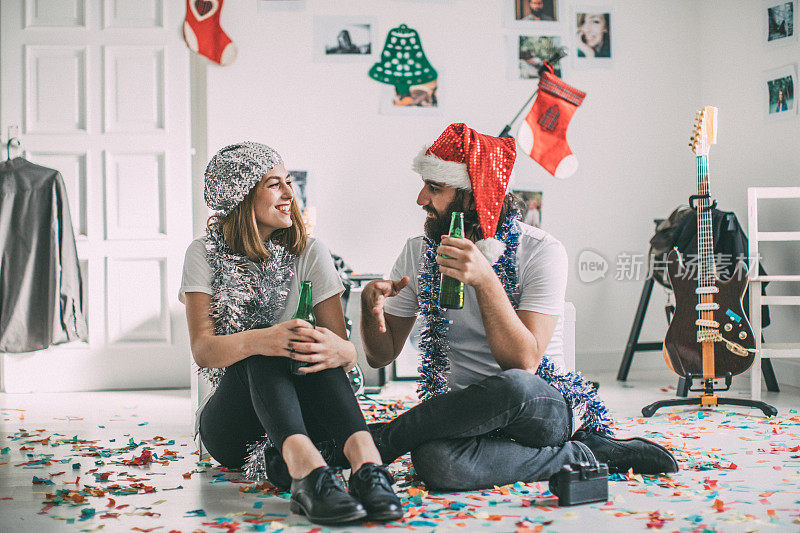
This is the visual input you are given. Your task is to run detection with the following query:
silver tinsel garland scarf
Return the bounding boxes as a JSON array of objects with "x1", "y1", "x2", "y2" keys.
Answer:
[
  {"x1": 199, "y1": 225, "x2": 296, "y2": 387},
  {"x1": 417, "y1": 210, "x2": 615, "y2": 434}
]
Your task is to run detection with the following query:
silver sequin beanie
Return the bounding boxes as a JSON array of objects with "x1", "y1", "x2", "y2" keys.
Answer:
[{"x1": 204, "y1": 141, "x2": 284, "y2": 215}]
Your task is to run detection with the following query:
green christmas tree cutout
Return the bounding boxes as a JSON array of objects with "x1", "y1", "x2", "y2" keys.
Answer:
[{"x1": 369, "y1": 24, "x2": 437, "y2": 95}]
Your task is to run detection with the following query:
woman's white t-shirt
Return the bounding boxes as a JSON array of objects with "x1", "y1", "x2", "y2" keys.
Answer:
[{"x1": 179, "y1": 235, "x2": 344, "y2": 317}]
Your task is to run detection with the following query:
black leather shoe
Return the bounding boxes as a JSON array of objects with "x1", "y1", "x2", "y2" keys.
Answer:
[
  {"x1": 290, "y1": 466, "x2": 367, "y2": 525},
  {"x1": 348, "y1": 463, "x2": 404, "y2": 522},
  {"x1": 264, "y1": 446, "x2": 291, "y2": 491},
  {"x1": 572, "y1": 430, "x2": 679, "y2": 475}
]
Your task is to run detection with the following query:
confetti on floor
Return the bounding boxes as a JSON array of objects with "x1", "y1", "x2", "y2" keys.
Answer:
[{"x1": 1, "y1": 390, "x2": 799, "y2": 532}]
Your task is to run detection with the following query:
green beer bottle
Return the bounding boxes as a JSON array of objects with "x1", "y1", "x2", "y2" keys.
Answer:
[
  {"x1": 438, "y1": 212, "x2": 465, "y2": 309},
  {"x1": 290, "y1": 281, "x2": 316, "y2": 375}
]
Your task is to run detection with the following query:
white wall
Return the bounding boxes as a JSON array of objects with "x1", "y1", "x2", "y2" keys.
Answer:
[
  {"x1": 699, "y1": 0, "x2": 800, "y2": 386},
  {"x1": 198, "y1": 0, "x2": 795, "y2": 384}
]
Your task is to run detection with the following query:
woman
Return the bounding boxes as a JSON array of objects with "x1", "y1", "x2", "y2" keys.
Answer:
[
  {"x1": 576, "y1": 13, "x2": 610, "y2": 58},
  {"x1": 180, "y1": 142, "x2": 403, "y2": 525},
  {"x1": 776, "y1": 89, "x2": 788, "y2": 112}
]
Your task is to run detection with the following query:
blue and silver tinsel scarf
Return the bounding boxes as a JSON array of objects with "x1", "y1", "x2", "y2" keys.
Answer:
[{"x1": 417, "y1": 210, "x2": 614, "y2": 434}]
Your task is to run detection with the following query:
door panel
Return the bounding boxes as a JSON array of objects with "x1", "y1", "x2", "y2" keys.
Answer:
[{"x1": 1, "y1": 0, "x2": 192, "y2": 392}]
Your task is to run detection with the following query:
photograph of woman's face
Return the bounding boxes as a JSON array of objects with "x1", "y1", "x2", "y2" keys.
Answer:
[
  {"x1": 580, "y1": 14, "x2": 606, "y2": 48},
  {"x1": 576, "y1": 12, "x2": 611, "y2": 59}
]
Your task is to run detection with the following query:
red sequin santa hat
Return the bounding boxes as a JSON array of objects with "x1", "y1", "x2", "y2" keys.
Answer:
[{"x1": 412, "y1": 123, "x2": 516, "y2": 264}]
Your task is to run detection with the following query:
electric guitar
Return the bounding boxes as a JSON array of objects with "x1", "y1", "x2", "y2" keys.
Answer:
[{"x1": 662, "y1": 106, "x2": 756, "y2": 381}]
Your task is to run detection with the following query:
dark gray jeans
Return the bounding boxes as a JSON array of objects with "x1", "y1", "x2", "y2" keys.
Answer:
[{"x1": 378, "y1": 369, "x2": 594, "y2": 490}]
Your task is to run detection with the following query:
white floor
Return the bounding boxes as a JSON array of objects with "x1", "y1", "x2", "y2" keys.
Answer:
[{"x1": 0, "y1": 368, "x2": 798, "y2": 532}]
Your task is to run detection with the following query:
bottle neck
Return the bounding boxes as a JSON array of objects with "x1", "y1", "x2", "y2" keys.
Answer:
[
  {"x1": 448, "y1": 212, "x2": 464, "y2": 238},
  {"x1": 296, "y1": 282, "x2": 313, "y2": 315}
]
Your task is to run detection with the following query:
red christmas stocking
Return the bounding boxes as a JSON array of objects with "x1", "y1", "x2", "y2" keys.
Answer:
[
  {"x1": 517, "y1": 66, "x2": 585, "y2": 179},
  {"x1": 183, "y1": 0, "x2": 237, "y2": 65}
]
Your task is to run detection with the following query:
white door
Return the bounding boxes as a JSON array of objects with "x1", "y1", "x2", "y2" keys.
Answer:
[{"x1": 0, "y1": 0, "x2": 192, "y2": 391}]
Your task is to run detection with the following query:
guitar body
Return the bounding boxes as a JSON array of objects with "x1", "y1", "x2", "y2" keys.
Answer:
[{"x1": 663, "y1": 249, "x2": 756, "y2": 378}]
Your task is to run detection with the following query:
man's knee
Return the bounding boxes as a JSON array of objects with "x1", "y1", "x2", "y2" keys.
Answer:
[{"x1": 494, "y1": 368, "x2": 553, "y2": 401}]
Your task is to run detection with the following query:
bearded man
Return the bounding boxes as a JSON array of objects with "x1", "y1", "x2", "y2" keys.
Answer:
[{"x1": 360, "y1": 123, "x2": 677, "y2": 490}]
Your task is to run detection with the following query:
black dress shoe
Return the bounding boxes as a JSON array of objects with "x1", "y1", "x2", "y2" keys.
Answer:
[
  {"x1": 264, "y1": 446, "x2": 291, "y2": 491},
  {"x1": 290, "y1": 466, "x2": 367, "y2": 525},
  {"x1": 348, "y1": 463, "x2": 404, "y2": 522},
  {"x1": 572, "y1": 430, "x2": 679, "y2": 475}
]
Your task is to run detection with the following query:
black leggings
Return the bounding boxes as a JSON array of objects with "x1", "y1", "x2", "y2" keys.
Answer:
[{"x1": 199, "y1": 355, "x2": 368, "y2": 468}]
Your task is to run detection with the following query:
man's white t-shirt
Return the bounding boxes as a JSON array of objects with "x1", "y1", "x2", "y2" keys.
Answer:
[
  {"x1": 179, "y1": 235, "x2": 345, "y2": 435},
  {"x1": 383, "y1": 221, "x2": 568, "y2": 391}
]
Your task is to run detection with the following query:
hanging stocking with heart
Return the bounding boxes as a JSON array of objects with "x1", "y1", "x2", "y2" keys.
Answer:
[
  {"x1": 183, "y1": 0, "x2": 237, "y2": 66},
  {"x1": 517, "y1": 64, "x2": 585, "y2": 179}
]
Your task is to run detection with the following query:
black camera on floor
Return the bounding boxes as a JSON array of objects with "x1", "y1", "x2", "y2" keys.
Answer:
[{"x1": 548, "y1": 462, "x2": 609, "y2": 506}]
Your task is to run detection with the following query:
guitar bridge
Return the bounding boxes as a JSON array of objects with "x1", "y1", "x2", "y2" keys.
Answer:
[
  {"x1": 697, "y1": 329, "x2": 722, "y2": 343},
  {"x1": 696, "y1": 329, "x2": 755, "y2": 357}
]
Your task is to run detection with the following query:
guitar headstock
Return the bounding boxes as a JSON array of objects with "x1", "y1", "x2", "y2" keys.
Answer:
[{"x1": 690, "y1": 106, "x2": 718, "y2": 156}]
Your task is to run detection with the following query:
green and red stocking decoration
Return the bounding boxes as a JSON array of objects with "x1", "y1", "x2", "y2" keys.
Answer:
[
  {"x1": 183, "y1": 0, "x2": 237, "y2": 66},
  {"x1": 369, "y1": 24, "x2": 437, "y2": 95},
  {"x1": 517, "y1": 65, "x2": 585, "y2": 179}
]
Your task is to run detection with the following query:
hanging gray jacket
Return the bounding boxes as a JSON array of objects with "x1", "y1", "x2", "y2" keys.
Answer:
[{"x1": 0, "y1": 157, "x2": 87, "y2": 352}]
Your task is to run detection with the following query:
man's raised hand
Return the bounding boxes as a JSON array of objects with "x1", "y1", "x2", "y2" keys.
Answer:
[{"x1": 362, "y1": 277, "x2": 410, "y2": 333}]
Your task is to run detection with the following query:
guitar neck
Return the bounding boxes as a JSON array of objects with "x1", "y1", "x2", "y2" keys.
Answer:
[{"x1": 696, "y1": 154, "x2": 715, "y2": 285}]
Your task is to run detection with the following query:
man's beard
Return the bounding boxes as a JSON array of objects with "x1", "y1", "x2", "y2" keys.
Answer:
[{"x1": 423, "y1": 196, "x2": 464, "y2": 241}]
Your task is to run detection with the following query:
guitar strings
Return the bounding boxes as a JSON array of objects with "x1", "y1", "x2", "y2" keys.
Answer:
[{"x1": 697, "y1": 151, "x2": 714, "y2": 339}]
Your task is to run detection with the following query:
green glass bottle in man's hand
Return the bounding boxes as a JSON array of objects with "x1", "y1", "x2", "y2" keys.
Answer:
[{"x1": 438, "y1": 212, "x2": 465, "y2": 309}]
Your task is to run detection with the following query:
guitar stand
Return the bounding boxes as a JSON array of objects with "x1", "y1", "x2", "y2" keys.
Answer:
[{"x1": 641, "y1": 373, "x2": 778, "y2": 418}]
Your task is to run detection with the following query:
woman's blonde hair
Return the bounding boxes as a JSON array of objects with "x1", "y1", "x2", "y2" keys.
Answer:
[{"x1": 207, "y1": 184, "x2": 307, "y2": 261}]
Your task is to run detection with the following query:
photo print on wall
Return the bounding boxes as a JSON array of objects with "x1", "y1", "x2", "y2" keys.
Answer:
[
  {"x1": 763, "y1": 64, "x2": 797, "y2": 121},
  {"x1": 764, "y1": 0, "x2": 797, "y2": 46},
  {"x1": 513, "y1": 190, "x2": 543, "y2": 228},
  {"x1": 511, "y1": 34, "x2": 564, "y2": 80},
  {"x1": 313, "y1": 16, "x2": 377, "y2": 62},
  {"x1": 572, "y1": 6, "x2": 613, "y2": 68},
  {"x1": 289, "y1": 170, "x2": 316, "y2": 233},
  {"x1": 505, "y1": 0, "x2": 560, "y2": 28},
  {"x1": 257, "y1": 0, "x2": 305, "y2": 13}
]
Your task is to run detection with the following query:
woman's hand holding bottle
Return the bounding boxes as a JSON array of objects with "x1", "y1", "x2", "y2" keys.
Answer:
[
  {"x1": 286, "y1": 324, "x2": 358, "y2": 373},
  {"x1": 254, "y1": 319, "x2": 314, "y2": 359}
]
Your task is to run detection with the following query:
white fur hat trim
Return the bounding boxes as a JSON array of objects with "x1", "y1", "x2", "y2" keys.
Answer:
[
  {"x1": 412, "y1": 147, "x2": 471, "y2": 190},
  {"x1": 476, "y1": 237, "x2": 506, "y2": 265}
]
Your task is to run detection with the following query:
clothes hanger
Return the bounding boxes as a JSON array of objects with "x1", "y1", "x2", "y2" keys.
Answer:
[{"x1": 6, "y1": 137, "x2": 21, "y2": 160}]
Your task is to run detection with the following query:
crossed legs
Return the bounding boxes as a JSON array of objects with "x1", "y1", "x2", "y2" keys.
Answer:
[{"x1": 372, "y1": 369, "x2": 594, "y2": 490}]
